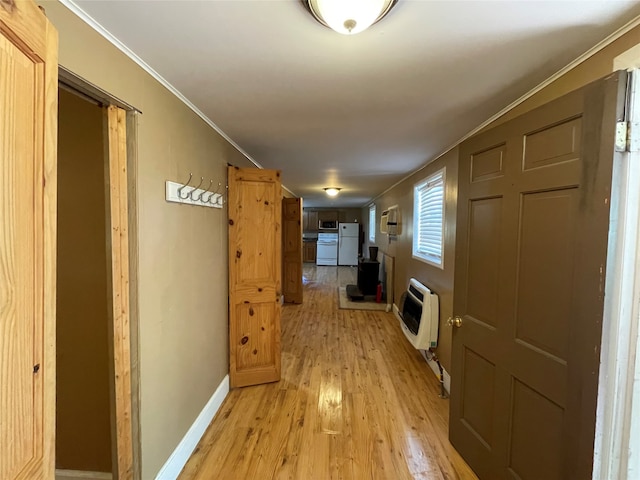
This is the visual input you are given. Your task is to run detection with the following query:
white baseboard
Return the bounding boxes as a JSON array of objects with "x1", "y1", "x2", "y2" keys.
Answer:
[
  {"x1": 55, "y1": 471, "x2": 112, "y2": 480},
  {"x1": 393, "y1": 303, "x2": 451, "y2": 394},
  {"x1": 155, "y1": 375, "x2": 230, "y2": 480}
]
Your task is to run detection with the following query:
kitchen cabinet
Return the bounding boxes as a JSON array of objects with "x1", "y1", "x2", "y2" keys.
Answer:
[
  {"x1": 303, "y1": 241, "x2": 317, "y2": 263},
  {"x1": 318, "y1": 210, "x2": 338, "y2": 222},
  {"x1": 304, "y1": 210, "x2": 319, "y2": 232},
  {"x1": 304, "y1": 209, "x2": 359, "y2": 232}
]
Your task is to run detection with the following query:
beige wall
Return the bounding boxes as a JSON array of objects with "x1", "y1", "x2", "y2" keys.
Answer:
[
  {"x1": 366, "y1": 24, "x2": 640, "y2": 373},
  {"x1": 56, "y1": 88, "x2": 112, "y2": 472},
  {"x1": 43, "y1": 2, "x2": 255, "y2": 478},
  {"x1": 364, "y1": 149, "x2": 458, "y2": 371}
]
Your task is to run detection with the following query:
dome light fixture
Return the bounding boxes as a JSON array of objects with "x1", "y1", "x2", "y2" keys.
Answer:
[
  {"x1": 302, "y1": 0, "x2": 398, "y2": 35},
  {"x1": 324, "y1": 187, "x2": 341, "y2": 197}
]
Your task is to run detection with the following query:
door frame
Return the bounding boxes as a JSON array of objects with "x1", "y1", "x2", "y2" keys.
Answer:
[
  {"x1": 59, "y1": 69, "x2": 140, "y2": 480},
  {"x1": 593, "y1": 69, "x2": 640, "y2": 480}
]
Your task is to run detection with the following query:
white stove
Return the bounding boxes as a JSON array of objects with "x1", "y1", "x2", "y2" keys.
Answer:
[{"x1": 316, "y1": 233, "x2": 338, "y2": 266}]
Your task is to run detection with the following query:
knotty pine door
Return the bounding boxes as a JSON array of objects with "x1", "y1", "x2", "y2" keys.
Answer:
[
  {"x1": 228, "y1": 167, "x2": 282, "y2": 388},
  {"x1": 0, "y1": 1, "x2": 58, "y2": 478}
]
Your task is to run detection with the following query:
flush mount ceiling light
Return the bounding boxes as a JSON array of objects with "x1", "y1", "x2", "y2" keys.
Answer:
[
  {"x1": 302, "y1": 0, "x2": 398, "y2": 35},
  {"x1": 324, "y1": 187, "x2": 341, "y2": 197}
]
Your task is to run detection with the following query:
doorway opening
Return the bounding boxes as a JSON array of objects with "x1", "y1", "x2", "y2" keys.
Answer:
[
  {"x1": 55, "y1": 71, "x2": 139, "y2": 480},
  {"x1": 56, "y1": 86, "x2": 112, "y2": 479}
]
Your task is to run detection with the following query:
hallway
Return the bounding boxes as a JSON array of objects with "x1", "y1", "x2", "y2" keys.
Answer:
[{"x1": 179, "y1": 266, "x2": 477, "y2": 479}]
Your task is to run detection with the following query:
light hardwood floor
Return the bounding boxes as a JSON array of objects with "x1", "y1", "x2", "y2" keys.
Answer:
[{"x1": 179, "y1": 266, "x2": 477, "y2": 479}]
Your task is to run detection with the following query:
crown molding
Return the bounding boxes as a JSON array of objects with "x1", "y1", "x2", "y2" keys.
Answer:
[
  {"x1": 58, "y1": 0, "x2": 298, "y2": 197},
  {"x1": 369, "y1": 13, "x2": 640, "y2": 206}
]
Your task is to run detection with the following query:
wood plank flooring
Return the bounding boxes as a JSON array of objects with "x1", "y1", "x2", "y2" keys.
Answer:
[{"x1": 179, "y1": 266, "x2": 478, "y2": 480}]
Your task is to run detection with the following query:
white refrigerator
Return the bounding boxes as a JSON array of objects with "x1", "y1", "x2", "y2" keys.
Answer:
[{"x1": 338, "y1": 223, "x2": 359, "y2": 266}]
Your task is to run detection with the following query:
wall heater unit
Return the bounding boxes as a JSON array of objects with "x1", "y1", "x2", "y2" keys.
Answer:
[
  {"x1": 380, "y1": 207, "x2": 398, "y2": 235},
  {"x1": 396, "y1": 278, "x2": 439, "y2": 349}
]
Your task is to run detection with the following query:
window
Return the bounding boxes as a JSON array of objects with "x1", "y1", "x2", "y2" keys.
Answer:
[
  {"x1": 369, "y1": 204, "x2": 376, "y2": 243},
  {"x1": 413, "y1": 168, "x2": 445, "y2": 267}
]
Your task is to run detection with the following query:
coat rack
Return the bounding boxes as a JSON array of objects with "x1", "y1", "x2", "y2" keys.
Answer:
[{"x1": 165, "y1": 174, "x2": 226, "y2": 208}]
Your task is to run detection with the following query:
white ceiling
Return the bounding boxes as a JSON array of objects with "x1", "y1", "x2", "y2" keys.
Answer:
[{"x1": 72, "y1": 0, "x2": 640, "y2": 207}]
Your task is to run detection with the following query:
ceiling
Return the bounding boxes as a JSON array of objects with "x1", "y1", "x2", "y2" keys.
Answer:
[{"x1": 71, "y1": 0, "x2": 640, "y2": 207}]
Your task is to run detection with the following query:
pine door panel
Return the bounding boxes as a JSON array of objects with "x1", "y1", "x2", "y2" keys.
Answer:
[
  {"x1": 0, "y1": 1, "x2": 58, "y2": 479},
  {"x1": 228, "y1": 167, "x2": 282, "y2": 388},
  {"x1": 235, "y1": 302, "x2": 278, "y2": 368},
  {"x1": 282, "y1": 198, "x2": 303, "y2": 304},
  {"x1": 1, "y1": 33, "x2": 38, "y2": 480}
]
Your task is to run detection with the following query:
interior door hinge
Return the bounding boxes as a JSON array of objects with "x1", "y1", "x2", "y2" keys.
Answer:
[
  {"x1": 615, "y1": 121, "x2": 628, "y2": 152},
  {"x1": 615, "y1": 121, "x2": 640, "y2": 152}
]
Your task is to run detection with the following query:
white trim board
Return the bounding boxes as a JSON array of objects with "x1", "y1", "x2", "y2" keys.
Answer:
[
  {"x1": 393, "y1": 303, "x2": 451, "y2": 394},
  {"x1": 155, "y1": 375, "x2": 230, "y2": 480},
  {"x1": 55, "y1": 471, "x2": 112, "y2": 480}
]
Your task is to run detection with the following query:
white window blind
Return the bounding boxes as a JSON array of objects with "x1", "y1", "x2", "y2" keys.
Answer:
[
  {"x1": 413, "y1": 168, "x2": 445, "y2": 267},
  {"x1": 369, "y1": 204, "x2": 376, "y2": 242}
]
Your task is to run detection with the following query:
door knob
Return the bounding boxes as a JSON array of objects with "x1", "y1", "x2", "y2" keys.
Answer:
[{"x1": 447, "y1": 316, "x2": 463, "y2": 328}]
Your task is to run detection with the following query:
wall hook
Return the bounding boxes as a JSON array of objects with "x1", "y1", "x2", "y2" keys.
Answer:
[
  {"x1": 189, "y1": 176, "x2": 205, "y2": 201},
  {"x1": 166, "y1": 176, "x2": 223, "y2": 209},
  {"x1": 177, "y1": 173, "x2": 193, "y2": 199},
  {"x1": 216, "y1": 185, "x2": 228, "y2": 206},
  {"x1": 195, "y1": 179, "x2": 213, "y2": 202},
  {"x1": 208, "y1": 182, "x2": 221, "y2": 205}
]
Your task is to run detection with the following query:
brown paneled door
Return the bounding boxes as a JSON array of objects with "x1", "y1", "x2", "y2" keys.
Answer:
[
  {"x1": 450, "y1": 72, "x2": 627, "y2": 480},
  {"x1": 228, "y1": 167, "x2": 282, "y2": 388},
  {"x1": 0, "y1": 1, "x2": 58, "y2": 479},
  {"x1": 282, "y1": 198, "x2": 303, "y2": 304}
]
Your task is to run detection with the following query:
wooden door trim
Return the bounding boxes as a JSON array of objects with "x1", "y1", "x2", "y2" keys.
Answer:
[
  {"x1": 56, "y1": 76, "x2": 140, "y2": 479},
  {"x1": 42, "y1": 17, "x2": 59, "y2": 480},
  {"x1": 106, "y1": 106, "x2": 134, "y2": 480},
  {"x1": 125, "y1": 110, "x2": 142, "y2": 480}
]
